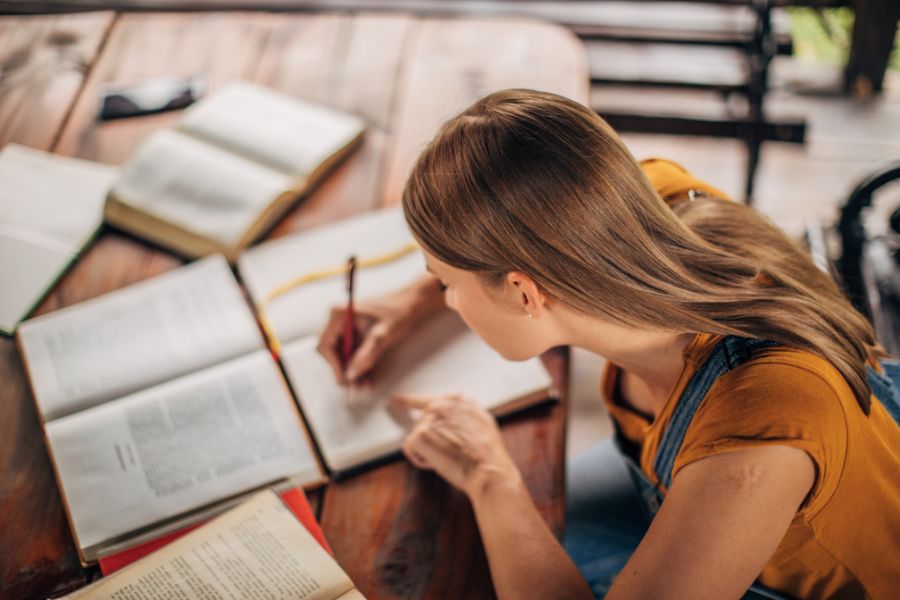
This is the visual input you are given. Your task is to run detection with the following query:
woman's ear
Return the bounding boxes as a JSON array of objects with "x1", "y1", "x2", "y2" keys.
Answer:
[{"x1": 505, "y1": 271, "x2": 547, "y2": 318}]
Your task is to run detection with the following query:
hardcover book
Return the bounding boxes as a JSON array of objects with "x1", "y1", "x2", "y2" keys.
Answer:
[{"x1": 105, "y1": 82, "x2": 366, "y2": 262}]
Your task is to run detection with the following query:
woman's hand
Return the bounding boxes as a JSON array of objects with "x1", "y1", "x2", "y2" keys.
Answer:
[
  {"x1": 317, "y1": 273, "x2": 446, "y2": 386},
  {"x1": 395, "y1": 393, "x2": 595, "y2": 600},
  {"x1": 391, "y1": 393, "x2": 519, "y2": 498}
]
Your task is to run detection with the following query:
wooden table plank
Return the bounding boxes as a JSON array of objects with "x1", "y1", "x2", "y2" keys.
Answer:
[
  {"x1": 0, "y1": 12, "x2": 117, "y2": 600},
  {"x1": 0, "y1": 11, "x2": 114, "y2": 150},
  {"x1": 380, "y1": 16, "x2": 590, "y2": 206},
  {"x1": 54, "y1": 11, "x2": 277, "y2": 162},
  {"x1": 257, "y1": 12, "x2": 418, "y2": 235}
]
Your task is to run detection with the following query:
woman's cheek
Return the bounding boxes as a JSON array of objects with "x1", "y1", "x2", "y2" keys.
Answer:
[{"x1": 466, "y1": 311, "x2": 522, "y2": 359}]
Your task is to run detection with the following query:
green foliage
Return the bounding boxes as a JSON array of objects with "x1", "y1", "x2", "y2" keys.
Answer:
[{"x1": 787, "y1": 7, "x2": 899, "y2": 71}]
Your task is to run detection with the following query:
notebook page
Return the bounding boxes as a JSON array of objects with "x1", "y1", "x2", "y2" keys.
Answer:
[
  {"x1": 0, "y1": 144, "x2": 117, "y2": 333},
  {"x1": 47, "y1": 351, "x2": 323, "y2": 552},
  {"x1": 280, "y1": 310, "x2": 553, "y2": 473},
  {"x1": 110, "y1": 129, "x2": 292, "y2": 247},
  {"x1": 238, "y1": 206, "x2": 422, "y2": 345},
  {"x1": 179, "y1": 82, "x2": 365, "y2": 176},
  {"x1": 18, "y1": 255, "x2": 263, "y2": 421}
]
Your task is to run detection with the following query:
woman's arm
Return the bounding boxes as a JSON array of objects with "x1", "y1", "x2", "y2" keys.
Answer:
[
  {"x1": 394, "y1": 393, "x2": 815, "y2": 600},
  {"x1": 607, "y1": 445, "x2": 815, "y2": 600},
  {"x1": 469, "y1": 465, "x2": 596, "y2": 600},
  {"x1": 393, "y1": 393, "x2": 594, "y2": 600}
]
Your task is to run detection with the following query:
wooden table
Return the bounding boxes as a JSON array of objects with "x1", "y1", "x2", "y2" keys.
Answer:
[{"x1": 0, "y1": 11, "x2": 588, "y2": 599}]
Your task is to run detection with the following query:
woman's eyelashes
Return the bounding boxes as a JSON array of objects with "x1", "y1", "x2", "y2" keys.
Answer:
[{"x1": 437, "y1": 281, "x2": 449, "y2": 292}]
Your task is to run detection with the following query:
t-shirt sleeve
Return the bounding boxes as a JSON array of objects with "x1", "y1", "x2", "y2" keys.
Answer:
[
  {"x1": 639, "y1": 157, "x2": 731, "y2": 206},
  {"x1": 672, "y1": 358, "x2": 850, "y2": 519}
]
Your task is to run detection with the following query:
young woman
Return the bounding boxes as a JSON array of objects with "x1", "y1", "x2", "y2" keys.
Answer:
[{"x1": 316, "y1": 89, "x2": 900, "y2": 599}]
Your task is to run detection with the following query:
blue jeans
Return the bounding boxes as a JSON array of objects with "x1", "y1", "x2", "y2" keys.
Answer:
[{"x1": 563, "y1": 438, "x2": 648, "y2": 598}]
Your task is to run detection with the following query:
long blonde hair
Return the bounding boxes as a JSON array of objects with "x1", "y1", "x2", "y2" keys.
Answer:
[{"x1": 402, "y1": 88, "x2": 884, "y2": 413}]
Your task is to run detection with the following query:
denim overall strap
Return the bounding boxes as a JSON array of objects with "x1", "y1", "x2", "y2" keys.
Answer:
[
  {"x1": 867, "y1": 359, "x2": 900, "y2": 422},
  {"x1": 604, "y1": 335, "x2": 789, "y2": 599},
  {"x1": 652, "y1": 336, "x2": 780, "y2": 492},
  {"x1": 651, "y1": 335, "x2": 789, "y2": 600}
]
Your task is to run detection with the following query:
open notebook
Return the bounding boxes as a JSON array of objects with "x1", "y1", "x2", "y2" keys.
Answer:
[
  {"x1": 238, "y1": 207, "x2": 555, "y2": 476},
  {"x1": 16, "y1": 255, "x2": 324, "y2": 565}
]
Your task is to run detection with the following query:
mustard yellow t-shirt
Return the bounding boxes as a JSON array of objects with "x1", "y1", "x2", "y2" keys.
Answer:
[
  {"x1": 640, "y1": 156, "x2": 729, "y2": 203},
  {"x1": 605, "y1": 158, "x2": 900, "y2": 598},
  {"x1": 601, "y1": 335, "x2": 900, "y2": 599}
]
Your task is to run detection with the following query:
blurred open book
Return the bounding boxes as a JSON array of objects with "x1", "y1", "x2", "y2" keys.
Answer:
[
  {"x1": 105, "y1": 82, "x2": 366, "y2": 262},
  {"x1": 16, "y1": 255, "x2": 325, "y2": 566}
]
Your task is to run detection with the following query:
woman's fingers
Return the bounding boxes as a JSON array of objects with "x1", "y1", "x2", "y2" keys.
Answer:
[
  {"x1": 403, "y1": 425, "x2": 435, "y2": 470},
  {"x1": 346, "y1": 321, "x2": 392, "y2": 381},
  {"x1": 316, "y1": 306, "x2": 349, "y2": 384},
  {"x1": 390, "y1": 393, "x2": 441, "y2": 411},
  {"x1": 316, "y1": 283, "x2": 438, "y2": 389},
  {"x1": 317, "y1": 305, "x2": 385, "y2": 385},
  {"x1": 393, "y1": 393, "x2": 514, "y2": 494}
]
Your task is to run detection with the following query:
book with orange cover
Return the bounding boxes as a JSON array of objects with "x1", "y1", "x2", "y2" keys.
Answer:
[
  {"x1": 62, "y1": 489, "x2": 364, "y2": 600},
  {"x1": 98, "y1": 484, "x2": 331, "y2": 575}
]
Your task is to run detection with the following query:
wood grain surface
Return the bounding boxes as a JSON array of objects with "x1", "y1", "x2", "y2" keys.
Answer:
[
  {"x1": 0, "y1": 11, "x2": 587, "y2": 599},
  {"x1": 0, "y1": 13, "x2": 117, "y2": 599}
]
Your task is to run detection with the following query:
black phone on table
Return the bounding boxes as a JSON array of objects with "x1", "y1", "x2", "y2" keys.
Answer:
[{"x1": 98, "y1": 76, "x2": 205, "y2": 121}]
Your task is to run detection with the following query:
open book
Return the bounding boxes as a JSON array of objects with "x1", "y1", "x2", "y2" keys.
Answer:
[
  {"x1": 238, "y1": 207, "x2": 555, "y2": 476},
  {"x1": 105, "y1": 82, "x2": 366, "y2": 262},
  {"x1": 16, "y1": 255, "x2": 325, "y2": 565},
  {"x1": 0, "y1": 144, "x2": 118, "y2": 335},
  {"x1": 62, "y1": 489, "x2": 364, "y2": 600}
]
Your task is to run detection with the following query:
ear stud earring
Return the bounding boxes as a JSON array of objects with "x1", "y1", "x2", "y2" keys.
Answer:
[{"x1": 527, "y1": 314, "x2": 534, "y2": 319}]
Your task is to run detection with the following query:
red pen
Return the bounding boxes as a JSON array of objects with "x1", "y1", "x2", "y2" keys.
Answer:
[{"x1": 341, "y1": 256, "x2": 359, "y2": 379}]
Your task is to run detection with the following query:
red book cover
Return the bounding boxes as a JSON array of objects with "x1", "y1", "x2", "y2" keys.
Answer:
[{"x1": 98, "y1": 487, "x2": 330, "y2": 575}]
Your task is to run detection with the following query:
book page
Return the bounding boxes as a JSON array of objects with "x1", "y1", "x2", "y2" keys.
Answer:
[
  {"x1": 179, "y1": 82, "x2": 365, "y2": 176},
  {"x1": 18, "y1": 255, "x2": 262, "y2": 421},
  {"x1": 0, "y1": 232, "x2": 72, "y2": 336},
  {"x1": 47, "y1": 350, "x2": 323, "y2": 551},
  {"x1": 0, "y1": 144, "x2": 117, "y2": 334},
  {"x1": 238, "y1": 207, "x2": 423, "y2": 345},
  {"x1": 0, "y1": 144, "x2": 117, "y2": 248},
  {"x1": 280, "y1": 310, "x2": 553, "y2": 473},
  {"x1": 62, "y1": 490, "x2": 355, "y2": 600},
  {"x1": 110, "y1": 129, "x2": 292, "y2": 247}
]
